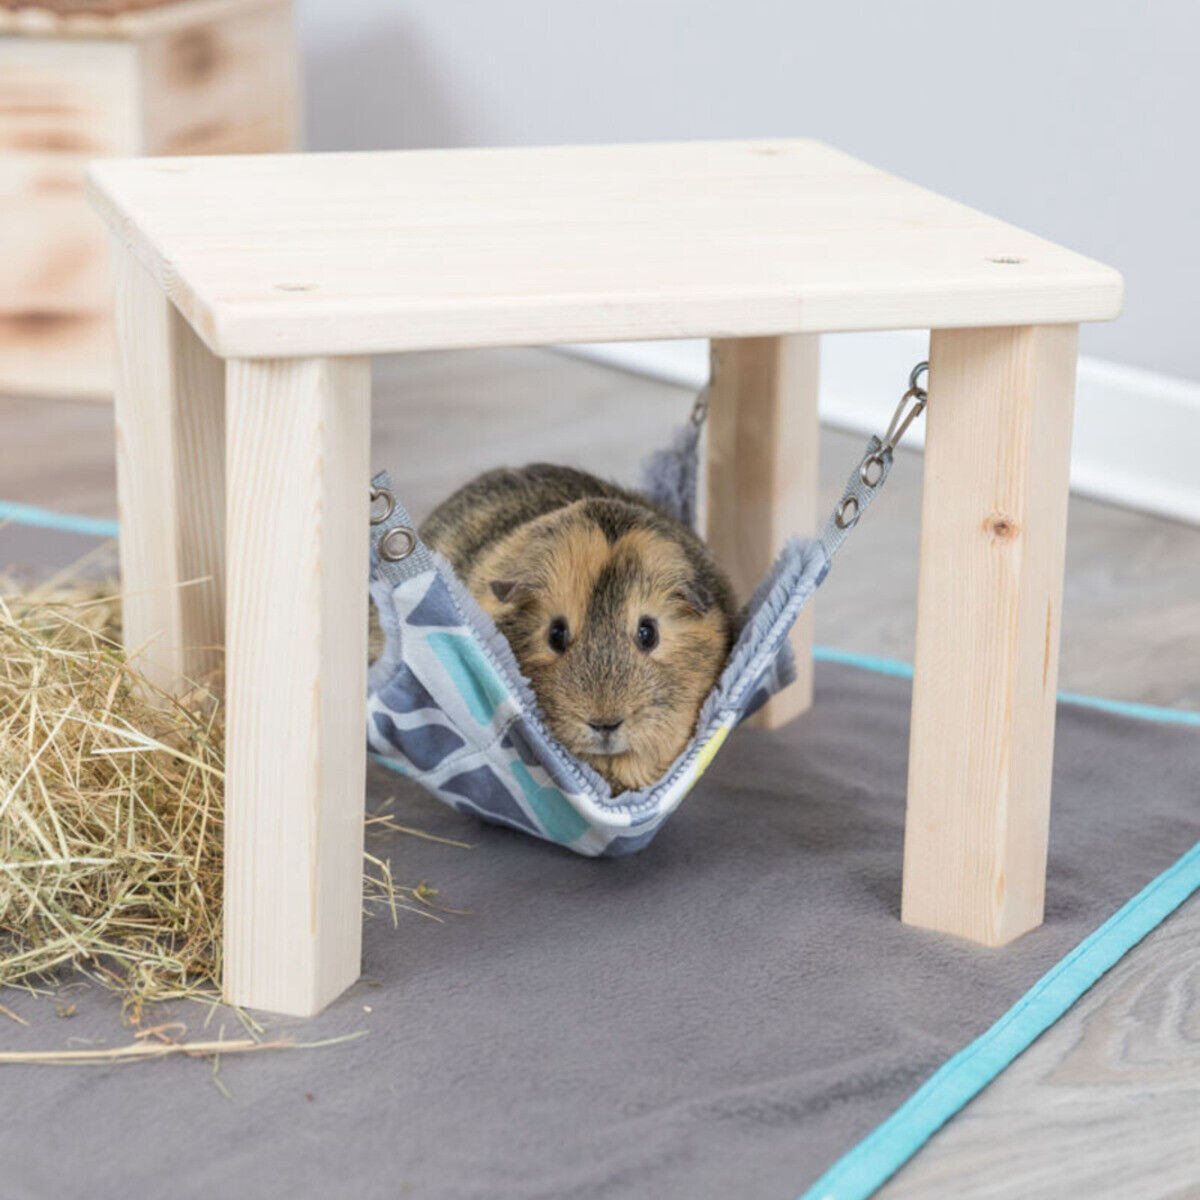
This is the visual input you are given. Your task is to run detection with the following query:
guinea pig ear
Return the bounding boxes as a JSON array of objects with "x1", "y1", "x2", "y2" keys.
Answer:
[
  {"x1": 671, "y1": 579, "x2": 712, "y2": 616},
  {"x1": 489, "y1": 579, "x2": 531, "y2": 604}
]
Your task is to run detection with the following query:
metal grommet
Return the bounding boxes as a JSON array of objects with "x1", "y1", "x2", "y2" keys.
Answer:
[
  {"x1": 379, "y1": 526, "x2": 416, "y2": 562},
  {"x1": 835, "y1": 496, "x2": 860, "y2": 530},
  {"x1": 859, "y1": 454, "x2": 885, "y2": 488},
  {"x1": 370, "y1": 487, "x2": 395, "y2": 525}
]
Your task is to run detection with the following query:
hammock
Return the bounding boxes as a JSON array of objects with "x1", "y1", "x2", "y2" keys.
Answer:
[{"x1": 365, "y1": 362, "x2": 927, "y2": 856}]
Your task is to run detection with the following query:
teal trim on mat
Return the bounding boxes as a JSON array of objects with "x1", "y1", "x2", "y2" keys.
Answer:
[
  {"x1": 812, "y1": 646, "x2": 915, "y2": 681},
  {"x1": 1054, "y1": 688, "x2": 1200, "y2": 728},
  {"x1": 799, "y1": 839, "x2": 1200, "y2": 1200},
  {"x1": 0, "y1": 500, "x2": 119, "y2": 540},
  {"x1": 813, "y1": 645, "x2": 1200, "y2": 728}
]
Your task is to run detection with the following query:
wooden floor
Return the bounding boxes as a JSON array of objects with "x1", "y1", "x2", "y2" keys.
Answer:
[
  {"x1": 2, "y1": 347, "x2": 1198, "y2": 1195},
  {"x1": 881, "y1": 892, "x2": 1200, "y2": 1200}
]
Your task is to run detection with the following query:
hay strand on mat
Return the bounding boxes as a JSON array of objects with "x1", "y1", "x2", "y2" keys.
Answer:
[{"x1": 0, "y1": 1028, "x2": 369, "y2": 1066}]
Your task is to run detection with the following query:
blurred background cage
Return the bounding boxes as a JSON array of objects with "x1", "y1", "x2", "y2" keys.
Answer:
[{"x1": 0, "y1": 0, "x2": 300, "y2": 398}]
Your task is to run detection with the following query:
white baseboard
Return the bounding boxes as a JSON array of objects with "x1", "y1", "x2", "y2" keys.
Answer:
[{"x1": 562, "y1": 334, "x2": 1200, "y2": 526}]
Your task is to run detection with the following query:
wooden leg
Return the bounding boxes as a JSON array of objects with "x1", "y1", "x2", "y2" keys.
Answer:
[
  {"x1": 706, "y1": 334, "x2": 820, "y2": 727},
  {"x1": 223, "y1": 356, "x2": 371, "y2": 1016},
  {"x1": 113, "y1": 243, "x2": 225, "y2": 692},
  {"x1": 903, "y1": 324, "x2": 1079, "y2": 946}
]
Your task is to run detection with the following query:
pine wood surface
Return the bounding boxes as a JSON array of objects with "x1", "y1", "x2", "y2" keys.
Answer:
[{"x1": 87, "y1": 140, "x2": 1122, "y2": 359}]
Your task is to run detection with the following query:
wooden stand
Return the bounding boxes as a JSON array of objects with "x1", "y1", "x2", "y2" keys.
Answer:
[{"x1": 90, "y1": 140, "x2": 1121, "y2": 1014}]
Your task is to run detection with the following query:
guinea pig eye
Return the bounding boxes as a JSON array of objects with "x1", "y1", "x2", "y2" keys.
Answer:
[
  {"x1": 547, "y1": 616, "x2": 570, "y2": 654},
  {"x1": 635, "y1": 616, "x2": 659, "y2": 652}
]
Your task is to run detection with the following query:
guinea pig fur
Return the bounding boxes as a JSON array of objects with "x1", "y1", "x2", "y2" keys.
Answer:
[{"x1": 419, "y1": 464, "x2": 736, "y2": 791}]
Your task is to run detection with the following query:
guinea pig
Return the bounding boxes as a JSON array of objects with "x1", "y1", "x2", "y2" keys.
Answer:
[{"x1": 420, "y1": 464, "x2": 737, "y2": 791}]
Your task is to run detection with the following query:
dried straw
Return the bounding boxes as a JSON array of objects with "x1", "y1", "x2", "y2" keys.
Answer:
[
  {"x1": 0, "y1": 571, "x2": 461, "y2": 1019},
  {"x1": 0, "y1": 1030, "x2": 369, "y2": 1066}
]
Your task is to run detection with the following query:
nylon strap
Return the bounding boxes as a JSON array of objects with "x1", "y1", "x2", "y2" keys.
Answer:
[
  {"x1": 370, "y1": 471, "x2": 437, "y2": 585},
  {"x1": 818, "y1": 435, "x2": 895, "y2": 563}
]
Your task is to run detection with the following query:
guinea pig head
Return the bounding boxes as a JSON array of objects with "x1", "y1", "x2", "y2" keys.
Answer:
[{"x1": 474, "y1": 498, "x2": 735, "y2": 791}]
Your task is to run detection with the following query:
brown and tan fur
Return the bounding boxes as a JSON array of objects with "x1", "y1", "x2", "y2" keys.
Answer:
[{"x1": 420, "y1": 465, "x2": 736, "y2": 791}]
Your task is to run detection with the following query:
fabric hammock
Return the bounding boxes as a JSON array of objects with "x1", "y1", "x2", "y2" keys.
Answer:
[{"x1": 366, "y1": 371, "x2": 922, "y2": 856}]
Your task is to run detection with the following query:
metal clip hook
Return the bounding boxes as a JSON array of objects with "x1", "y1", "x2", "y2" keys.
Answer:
[
  {"x1": 688, "y1": 342, "x2": 722, "y2": 429},
  {"x1": 909, "y1": 361, "x2": 929, "y2": 395},
  {"x1": 882, "y1": 360, "x2": 929, "y2": 453}
]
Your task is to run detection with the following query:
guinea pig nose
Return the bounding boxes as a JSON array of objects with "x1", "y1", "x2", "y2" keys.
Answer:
[{"x1": 587, "y1": 718, "x2": 624, "y2": 734}]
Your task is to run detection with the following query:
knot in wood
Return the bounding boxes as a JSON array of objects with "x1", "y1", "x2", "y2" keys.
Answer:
[{"x1": 984, "y1": 512, "x2": 1020, "y2": 542}]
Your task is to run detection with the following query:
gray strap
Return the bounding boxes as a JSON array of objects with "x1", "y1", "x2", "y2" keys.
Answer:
[
  {"x1": 370, "y1": 471, "x2": 436, "y2": 585},
  {"x1": 818, "y1": 436, "x2": 895, "y2": 562}
]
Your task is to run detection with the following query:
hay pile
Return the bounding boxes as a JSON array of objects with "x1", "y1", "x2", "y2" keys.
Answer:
[{"x1": 0, "y1": 573, "x2": 449, "y2": 1018}]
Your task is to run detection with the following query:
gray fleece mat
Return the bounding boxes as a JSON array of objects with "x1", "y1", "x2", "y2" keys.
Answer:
[{"x1": 2, "y1": 526, "x2": 1198, "y2": 1200}]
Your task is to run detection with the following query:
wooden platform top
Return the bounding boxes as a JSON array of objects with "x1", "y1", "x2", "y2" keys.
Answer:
[
  {"x1": 88, "y1": 140, "x2": 1123, "y2": 360},
  {"x1": 0, "y1": 0, "x2": 281, "y2": 37}
]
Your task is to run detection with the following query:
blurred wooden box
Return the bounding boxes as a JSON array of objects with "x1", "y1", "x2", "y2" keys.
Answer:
[{"x1": 0, "y1": 0, "x2": 299, "y2": 399}]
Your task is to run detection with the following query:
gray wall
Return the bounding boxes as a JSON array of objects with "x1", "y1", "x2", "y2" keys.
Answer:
[{"x1": 300, "y1": 0, "x2": 1199, "y2": 379}]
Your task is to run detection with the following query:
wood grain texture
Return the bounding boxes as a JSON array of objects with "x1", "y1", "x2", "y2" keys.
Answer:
[
  {"x1": 879, "y1": 892, "x2": 1200, "y2": 1200},
  {"x1": 0, "y1": 309, "x2": 112, "y2": 397},
  {"x1": 2, "y1": 0, "x2": 296, "y2": 397},
  {"x1": 0, "y1": 0, "x2": 179, "y2": 14},
  {"x1": 903, "y1": 325, "x2": 1080, "y2": 946},
  {"x1": 0, "y1": 36, "x2": 140, "y2": 155},
  {"x1": 0, "y1": 0, "x2": 281, "y2": 39},
  {"x1": 139, "y1": 0, "x2": 299, "y2": 155},
  {"x1": 706, "y1": 335, "x2": 819, "y2": 726},
  {"x1": 112, "y1": 242, "x2": 224, "y2": 690},
  {"x1": 222, "y1": 355, "x2": 371, "y2": 1017},
  {"x1": 1, "y1": 155, "x2": 113, "y2": 311},
  {"x1": 86, "y1": 140, "x2": 1123, "y2": 360},
  {"x1": 0, "y1": 37, "x2": 137, "y2": 395}
]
